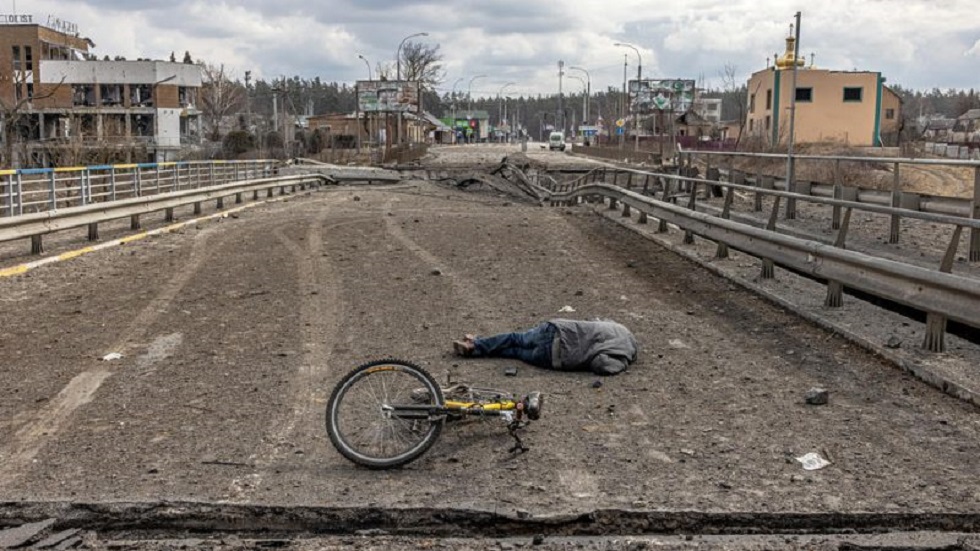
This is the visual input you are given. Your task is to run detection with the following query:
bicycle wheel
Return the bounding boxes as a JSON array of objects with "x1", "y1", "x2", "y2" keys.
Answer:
[{"x1": 326, "y1": 359, "x2": 445, "y2": 469}]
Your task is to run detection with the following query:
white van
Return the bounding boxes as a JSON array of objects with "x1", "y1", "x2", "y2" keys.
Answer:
[{"x1": 548, "y1": 131, "x2": 566, "y2": 152}]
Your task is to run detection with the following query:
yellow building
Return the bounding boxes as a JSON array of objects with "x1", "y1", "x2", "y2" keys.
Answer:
[{"x1": 745, "y1": 34, "x2": 902, "y2": 147}]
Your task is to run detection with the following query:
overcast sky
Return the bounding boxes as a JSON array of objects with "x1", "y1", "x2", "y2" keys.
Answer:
[{"x1": 15, "y1": 0, "x2": 980, "y2": 98}]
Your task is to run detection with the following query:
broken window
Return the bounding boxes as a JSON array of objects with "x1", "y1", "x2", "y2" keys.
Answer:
[
  {"x1": 24, "y1": 46, "x2": 32, "y2": 71},
  {"x1": 843, "y1": 87, "x2": 862, "y2": 102},
  {"x1": 100, "y1": 84, "x2": 124, "y2": 106},
  {"x1": 178, "y1": 86, "x2": 197, "y2": 108},
  {"x1": 12, "y1": 45, "x2": 21, "y2": 71},
  {"x1": 130, "y1": 84, "x2": 153, "y2": 107},
  {"x1": 72, "y1": 84, "x2": 96, "y2": 106},
  {"x1": 131, "y1": 114, "x2": 153, "y2": 137}
]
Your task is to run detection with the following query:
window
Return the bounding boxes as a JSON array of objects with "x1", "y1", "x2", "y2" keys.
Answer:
[
  {"x1": 765, "y1": 115, "x2": 771, "y2": 131},
  {"x1": 749, "y1": 119, "x2": 754, "y2": 132},
  {"x1": 706, "y1": 103, "x2": 718, "y2": 111},
  {"x1": 749, "y1": 93, "x2": 756, "y2": 113},
  {"x1": 885, "y1": 108, "x2": 895, "y2": 120},
  {"x1": 12, "y1": 45, "x2": 21, "y2": 71},
  {"x1": 26, "y1": 83, "x2": 33, "y2": 99},
  {"x1": 795, "y1": 87, "x2": 813, "y2": 102},
  {"x1": 765, "y1": 89, "x2": 772, "y2": 110},
  {"x1": 24, "y1": 46, "x2": 32, "y2": 71},
  {"x1": 843, "y1": 87, "x2": 862, "y2": 102}
]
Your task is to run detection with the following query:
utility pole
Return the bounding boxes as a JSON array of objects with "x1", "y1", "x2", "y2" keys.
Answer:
[
  {"x1": 621, "y1": 54, "x2": 627, "y2": 148},
  {"x1": 557, "y1": 60, "x2": 565, "y2": 136},
  {"x1": 244, "y1": 70, "x2": 252, "y2": 133},
  {"x1": 786, "y1": 12, "x2": 802, "y2": 219}
]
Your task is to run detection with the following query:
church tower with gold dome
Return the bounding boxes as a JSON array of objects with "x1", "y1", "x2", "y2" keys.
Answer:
[{"x1": 743, "y1": 27, "x2": 902, "y2": 147}]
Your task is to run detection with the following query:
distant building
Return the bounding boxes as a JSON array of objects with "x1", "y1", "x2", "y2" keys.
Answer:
[
  {"x1": 745, "y1": 33, "x2": 902, "y2": 147},
  {"x1": 693, "y1": 97, "x2": 722, "y2": 124},
  {"x1": 0, "y1": 15, "x2": 202, "y2": 167}
]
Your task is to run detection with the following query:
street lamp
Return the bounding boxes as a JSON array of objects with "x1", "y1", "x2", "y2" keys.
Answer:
[
  {"x1": 613, "y1": 42, "x2": 642, "y2": 82},
  {"x1": 450, "y1": 77, "x2": 464, "y2": 144},
  {"x1": 357, "y1": 54, "x2": 372, "y2": 80},
  {"x1": 567, "y1": 74, "x2": 585, "y2": 139},
  {"x1": 467, "y1": 74, "x2": 486, "y2": 113},
  {"x1": 397, "y1": 32, "x2": 429, "y2": 81},
  {"x1": 395, "y1": 32, "x2": 428, "y2": 145},
  {"x1": 615, "y1": 42, "x2": 642, "y2": 150},
  {"x1": 569, "y1": 66, "x2": 591, "y2": 125},
  {"x1": 497, "y1": 82, "x2": 515, "y2": 141}
]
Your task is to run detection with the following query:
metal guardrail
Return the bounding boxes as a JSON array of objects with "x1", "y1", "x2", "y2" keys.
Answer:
[
  {"x1": 549, "y1": 167, "x2": 980, "y2": 354},
  {"x1": 1, "y1": 160, "x2": 279, "y2": 218},
  {"x1": 679, "y1": 148, "x2": 980, "y2": 259},
  {"x1": 0, "y1": 173, "x2": 329, "y2": 255}
]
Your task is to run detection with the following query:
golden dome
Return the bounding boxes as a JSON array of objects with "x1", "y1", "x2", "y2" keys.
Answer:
[{"x1": 775, "y1": 34, "x2": 805, "y2": 70}]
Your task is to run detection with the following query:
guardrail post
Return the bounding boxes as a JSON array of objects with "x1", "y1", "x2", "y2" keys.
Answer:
[
  {"x1": 625, "y1": 172, "x2": 633, "y2": 190},
  {"x1": 889, "y1": 162, "x2": 902, "y2": 244},
  {"x1": 267, "y1": 187, "x2": 274, "y2": 198},
  {"x1": 612, "y1": 170, "x2": 619, "y2": 187},
  {"x1": 110, "y1": 167, "x2": 117, "y2": 201},
  {"x1": 683, "y1": 182, "x2": 698, "y2": 244},
  {"x1": 135, "y1": 167, "x2": 142, "y2": 197},
  {"x1": 216, "y1": 196, "x2": 224, "y2": 210},
  {"x1": 131, "y1": 214, "x2": 141, "y2": 230},
  {"x1": 31, "y1": 235, "x2": 43, "y2": 254},
  {"x1": 88, "y1": 222, "x2": 99, "y2": 241},
  {"x1": 922, "y1": 225, "x2": 964, "y2": 352},
  {"x1": 760, "y1": 196, "x2": 782, "y2": 279},
  {"x1": 706, "y1": 167, "x2": 721, "y2": 198},
  {"x1": 608, "y1": 196, "x2": 617, "y2": 210},
  {"x1": 970, "y1": 166, "x2": 980, "y2": 262},
  {"x1": 825, "y1": 208, "x2": 852, "y2": 307},
  {"x1": 156, "y1": 164, "x2": 161, "y2": 195},
  {"x1": 752, "y1": 170, "x2": 763, "y2": 212},
  {"x1": 235, "y1": 192, "x2": 243, "y2": 204},
  {"x1": 80, "y1": 171, "x2": 89, "y2": 206},
  {"x1": 831, "y1": 159, "x2": 842, "y2": 229},
  {"x1": 194, "y1": 202, "x2": 202, "y2": 215},
  {"x1": 165, "y1": 207, "x2": 175, "y2": 222},
  {"x1": 642, "y1": 174, "x2": 650, "y2": 195},
  {"x1": 621, "y1": 200, "x2": 631, "y2": 217},
  {"x1": 173, "y1": 164, "x2": 179, "y2": 191},
  {"x1": 15, "y1": 173, "x2": 24, "y2": 215},
  {"x1": 253, "y1": 189, "x2": 259, "y2": 200},
  {"x1": 3, "y1": 174, "x2": 11, "y2": 216},
  {"x1": 715, "y1": 186, "x2": 735, "y2": 259},
  {"x1": 48, "y1": 171, "x2": 57, "y2": 211},
  {"x1": 209, "y1": 163, "x2": 215, "y2": 187}
]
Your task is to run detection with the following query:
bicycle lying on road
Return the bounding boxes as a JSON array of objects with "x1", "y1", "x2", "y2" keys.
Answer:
[{"x1": 326, "y1": 359, "x2": 543, "y2": 469}]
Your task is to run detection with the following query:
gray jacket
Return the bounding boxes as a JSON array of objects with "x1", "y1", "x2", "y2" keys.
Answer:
[{"x1": 549, "y1": 319, "x2": 638, "y2": 375}]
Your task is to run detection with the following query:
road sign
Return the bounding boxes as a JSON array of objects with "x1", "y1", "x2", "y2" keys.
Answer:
[
  {"x1": 615, "y1": 118, "x2": 626, "y2": 128},
  {"x1": 616, "y1": 127, "x2": 625, "y2": 135}
]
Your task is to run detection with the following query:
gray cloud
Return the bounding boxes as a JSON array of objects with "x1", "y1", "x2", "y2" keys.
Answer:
[{"x1": 24, "y1": 0, "x2": 980, "y2": 97}]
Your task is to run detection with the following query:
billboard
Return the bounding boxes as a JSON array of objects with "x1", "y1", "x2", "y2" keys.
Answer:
[
  {"x1": 628, "y1": 79, "x2": 696, "y2": 113},
  {"x1": 357, "y1": 80, "x2": 421, "y2": 113}
]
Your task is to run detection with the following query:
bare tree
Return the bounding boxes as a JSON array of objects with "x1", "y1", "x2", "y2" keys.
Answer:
[
  {"x1": 399, "y1": 41, "x2": 444, "y2": 88},
  {"x1": 720, "y1": 64, "x2": 749, "y2": 150},
  {"x1": 1, "y1": 74, "x2": 65, "y2": 168},
  {"x1": 199, "y1": 63, "x2": 245, "y2": 141}
]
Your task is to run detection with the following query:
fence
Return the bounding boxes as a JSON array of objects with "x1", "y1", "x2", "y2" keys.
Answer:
[
  {"x1": 1, "y1": 160, "x2": 278, "y2": 218},
  {"x1": 547, "y1": 163, "x2": 980, "y2": 355}
]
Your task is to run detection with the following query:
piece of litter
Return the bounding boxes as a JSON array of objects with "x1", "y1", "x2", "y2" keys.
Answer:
[
  {"x1": 558, "y1": 305, "x2": 576, "y2": 313},
  {"x1": 795, "y1": 452, "x2": 831, "y2": 471},
  {"x1": 101, "y1": 352, "x2": 123, "y2": 361},
  {"x1": 668, "y1": 339, "x2": 690, "y2": 349}
]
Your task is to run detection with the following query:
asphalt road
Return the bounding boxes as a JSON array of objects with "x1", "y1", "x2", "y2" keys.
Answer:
[{"x1": 1, "y1": 146, "x2": 979, "y2": 538}]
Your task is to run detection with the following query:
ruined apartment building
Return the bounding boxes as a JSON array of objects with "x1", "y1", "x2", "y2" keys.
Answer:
[{"x1": 0, "y1": 15, "x2": 202, "y2": 166}]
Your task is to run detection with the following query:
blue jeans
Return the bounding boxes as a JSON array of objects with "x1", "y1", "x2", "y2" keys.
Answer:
[{"x1": 472, "y1": 322, "x2": 556, "y2": 368}]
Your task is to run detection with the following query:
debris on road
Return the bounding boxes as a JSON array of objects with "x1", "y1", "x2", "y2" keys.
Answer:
[
  {"x1": 796, "y1": 452, "x2": 832, "y2": 471},
  {"x1": 558, "y1": 305, "x2": 576, "y2": 313},
  {"x1": 805, "y1": 388, "x2": 829, "y2": 405},
  {"x1": 100, "y1": 352, "x2": 123, "y2": 361}
]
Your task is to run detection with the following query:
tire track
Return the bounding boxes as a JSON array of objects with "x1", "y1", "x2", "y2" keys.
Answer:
[
  {"x1": 0, "y1": 228, "x2": 216, "y2": 488},
  {"x1": 225, "y1": 212, "x2": 372, "y2": 502}
]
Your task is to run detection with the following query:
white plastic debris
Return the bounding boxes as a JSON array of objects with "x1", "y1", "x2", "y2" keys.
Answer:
[
  {"x1": 558, "y1": 305, "x2": 576, "y2": 313},
  {"x1": 101, "y1": 352, "x2": 124, "y2": 361},
  {"x1": 668, "y1": 339, "x2": 690, "y2": 349},
  {"x1": 795, "y1": 452, "x2": 831, "y2": 471}
]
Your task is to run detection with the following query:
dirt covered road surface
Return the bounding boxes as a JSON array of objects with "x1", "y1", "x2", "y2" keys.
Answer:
[{"x1": 1, "y1": 144, "x2": 979, "y2": 549}]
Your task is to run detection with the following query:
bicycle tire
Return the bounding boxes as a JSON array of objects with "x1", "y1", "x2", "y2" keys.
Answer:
[{"x1": 326, "y1": 359, "x2": 445, "y2": 469}]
